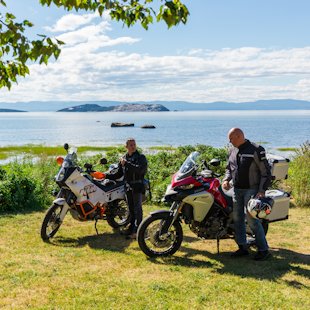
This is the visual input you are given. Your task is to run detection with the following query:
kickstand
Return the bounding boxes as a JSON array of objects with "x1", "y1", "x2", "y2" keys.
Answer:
[
  {"x1": 95, "y1": 219, "x2": 99, "y2": 235},
  {"x1": 216, "y1": 236, "x2": 220, "y2": 255}
]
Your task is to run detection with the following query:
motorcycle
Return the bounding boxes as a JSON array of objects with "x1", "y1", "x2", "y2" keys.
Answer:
[
  {"x1": 137, "y1": 151, "x2": 270, "y2": 257},
  {"x1": 41, "y1": 143, "x2": 130, "y2": 241}
]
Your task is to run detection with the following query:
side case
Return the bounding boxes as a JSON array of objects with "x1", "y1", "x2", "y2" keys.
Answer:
[
  {"x1": 265, "y1": 189, "x2": 290, "y2": 222},
  {"x1": 267, "y1": 154, "x2": 290, "y2": 180}
]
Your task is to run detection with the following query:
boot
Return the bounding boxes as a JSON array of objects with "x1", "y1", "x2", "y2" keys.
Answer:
[{"x1": 231, "y1": 245, "x2": 249, "y2": 257}]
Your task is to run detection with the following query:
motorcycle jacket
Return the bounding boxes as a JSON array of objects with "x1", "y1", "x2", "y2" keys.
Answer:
[
  {"x1": 223, "y1": 139, "x2": 271, "y2": 192},
  {"x1": 106, "y1": 150, "x2": 148, "y2": 193}
]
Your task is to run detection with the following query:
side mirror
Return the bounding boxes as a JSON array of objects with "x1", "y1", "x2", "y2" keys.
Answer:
[
  {"x1": 209, "y1": 158, "x2": 221, "y2": 167},
  {"x1": 100, "y1": 158, "x2": 107, "y2": 165},
  {"x1": 64, "y1": 143, "x2": 69, "y2": 151},
  {"x1": 84, "y1": 163, "x2": 93, "y2": 170}
]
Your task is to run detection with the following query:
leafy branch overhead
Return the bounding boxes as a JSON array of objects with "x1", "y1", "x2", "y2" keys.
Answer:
[{"x1": 0, "y1": 0, "x2": 189, "y2": 90}]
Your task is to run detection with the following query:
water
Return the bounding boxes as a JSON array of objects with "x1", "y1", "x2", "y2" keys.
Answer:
[{"x1": 0, "y1": 111, "x2": 309, "y2": 153}]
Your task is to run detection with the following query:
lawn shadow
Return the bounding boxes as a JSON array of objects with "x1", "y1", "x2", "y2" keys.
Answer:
[
  {"x1": 149, "y1": 236, "x2": 310, "y2": 288},
  {"x1": 48, "y1": 230, "x2": 132, "y2": 253}
]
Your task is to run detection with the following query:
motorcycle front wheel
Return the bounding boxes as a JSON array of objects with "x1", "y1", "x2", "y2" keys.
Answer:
[
  {"x1": 137, "y1": 213, "x2": 183, "y2": 257},
  {"x1": 106, "y1": 199, "x2": 131, "y2": 229},
  {"x1": 41, "y1": 204, "x2": 63, "y2": 241}
]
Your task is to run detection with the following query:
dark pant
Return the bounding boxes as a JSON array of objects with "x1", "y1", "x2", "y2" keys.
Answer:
[{"x1": 126, "y1": 190, "x2": 143, "y2": 233}]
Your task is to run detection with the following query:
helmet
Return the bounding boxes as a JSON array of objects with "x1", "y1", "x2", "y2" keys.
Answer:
[{"x1": 247, "y1": 197, "x2": 273, "y2": 219}]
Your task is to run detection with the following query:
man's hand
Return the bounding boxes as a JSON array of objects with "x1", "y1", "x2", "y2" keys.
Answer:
[
  {"x1": 120, "y1": 157, "x2": 127, "y2": 167},
  {"x1": 222, "y1": 180, "x2": 231, "y2": 190},
  {"x1": 256, "y1": 192, "x2": 265, "y2": 198}
]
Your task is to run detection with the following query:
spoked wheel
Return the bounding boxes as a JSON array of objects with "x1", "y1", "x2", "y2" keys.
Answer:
[
  {"x1": 41, "y1": 204, "x2": 64, "y2": 241},
  {"x1": 106, "y1": 199, "x2": 131, "y2": 229},
  {"x1": 137, "y1": 213, "x2": 183, "y2": 257}
]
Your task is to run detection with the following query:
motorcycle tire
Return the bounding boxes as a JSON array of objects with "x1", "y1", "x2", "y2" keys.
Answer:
[
  {"x1": 106, "y1": 199, "x2": 131, "y2": 229},
  {"x1": 41, "y1": 204, "x2": 63, "y2": 241},
  {"x1": 137, "y1": 212, "x2": 183, "y2": 257}
]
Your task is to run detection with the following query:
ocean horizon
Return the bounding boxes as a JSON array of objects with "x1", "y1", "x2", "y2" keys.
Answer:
[{"x1": 0, "y1": 110, "x2": 309, "y2": 155}]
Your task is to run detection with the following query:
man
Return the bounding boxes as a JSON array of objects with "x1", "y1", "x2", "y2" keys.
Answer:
[
  {"x1": 106, "y1": 138, "x2": 147, "y2": 240},
  {"x1": 222, "y1": 128, "x2": 272, "y2": 260}
]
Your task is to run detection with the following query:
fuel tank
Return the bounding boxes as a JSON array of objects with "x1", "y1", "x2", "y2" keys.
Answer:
[{"x1": 182, "y1": 191, "x2": 214, "y2": 222}]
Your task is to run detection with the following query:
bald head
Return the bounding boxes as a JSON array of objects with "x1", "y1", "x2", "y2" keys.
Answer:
[{"x1": 228, "y1": 128, "x2": 245, "y2": 148}]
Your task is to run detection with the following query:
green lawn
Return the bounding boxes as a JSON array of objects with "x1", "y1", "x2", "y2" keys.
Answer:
[{"x1": 0, "y1": 206, "x2": 309, "y2": 309}]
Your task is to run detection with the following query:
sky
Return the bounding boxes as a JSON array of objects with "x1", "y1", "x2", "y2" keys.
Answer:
[{"x1": 1, "y1": 0, "x2": 310, "y2": 103}]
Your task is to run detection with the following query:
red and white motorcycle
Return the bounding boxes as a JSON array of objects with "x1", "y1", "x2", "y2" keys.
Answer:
[
  {"x1": 137, "y1": 151, "x2": 290, "y2": 257},
  {"x1": 41, "y1": 144, "x2": 130, "y2": 241}
]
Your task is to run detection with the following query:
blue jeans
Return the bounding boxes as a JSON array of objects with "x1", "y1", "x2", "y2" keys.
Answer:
[{"x1": 233, "y1": 188, "x2": 269, "y2": 251}]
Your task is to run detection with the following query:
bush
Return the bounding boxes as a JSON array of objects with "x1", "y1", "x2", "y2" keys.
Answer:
[
  {"x1": 0, "y1": 157, "x2": 57, "y2": 213},
  {"x1": 286, "y1": 141, "x2": 310, "y2": 207}
]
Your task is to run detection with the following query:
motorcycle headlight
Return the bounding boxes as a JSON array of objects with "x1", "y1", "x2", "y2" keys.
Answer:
[
  {"x1": 178, "y1": 184, "x2": 194, "y2": 190},
  {"x1": 55, "y1": 167, "x2": 65, "y2": 182},
  {"x1": 63, "y1": 161, "x2": 70, "y2": 168}
]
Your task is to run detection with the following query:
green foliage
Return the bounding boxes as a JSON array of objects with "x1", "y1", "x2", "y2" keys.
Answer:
[
  {"x1": 0, "y1": 157, "x2": 57, "y2": 213},
  {"x1": 1, "y1": 143, "x2": 309, "y2": 213},
  {"x1": 39, "y1": 0, "x2": 189, "y2": 29},
  {"x1": 0, "y1": 145, "x2": 227, "y2": 213},
  {"x1": 286, "y1": 141, "x2": 310, "y2": 207},
  {"x1": 0, "y1": 1, "x2": 64, "y2": 89},
  {"x1": 1, "y1": 0, "x2": 188, "y2": 89}
]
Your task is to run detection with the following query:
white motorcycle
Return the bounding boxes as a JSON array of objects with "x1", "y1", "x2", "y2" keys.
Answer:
[{"x1": 40, "y1": 144, "x2": 130, "y2": 241}]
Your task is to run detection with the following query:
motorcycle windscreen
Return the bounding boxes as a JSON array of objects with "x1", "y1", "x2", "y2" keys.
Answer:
[{"x1": 182, "y1": 192, "x2": 214, "y2": 222}]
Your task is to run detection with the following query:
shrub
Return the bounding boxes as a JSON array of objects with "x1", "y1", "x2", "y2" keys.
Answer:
[
  {"x1": 286, "y1": 141, "x2": 310, "y2": 207},
  {"x1": 0, "y1": 157, "x2": 57, "y2": 213}
]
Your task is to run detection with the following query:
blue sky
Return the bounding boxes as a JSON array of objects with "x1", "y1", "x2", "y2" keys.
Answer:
[{"x1": 1, "y1": 0, "x2": 310, "y2": 103}]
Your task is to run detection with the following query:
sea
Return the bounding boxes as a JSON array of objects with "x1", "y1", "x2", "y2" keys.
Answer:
[{"x1": 0, "y1": 110, "x2": 309, "y2": 155}]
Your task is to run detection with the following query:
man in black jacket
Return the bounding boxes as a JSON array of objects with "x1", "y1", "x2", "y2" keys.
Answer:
[
  {"x1": 222, "y1": 128, "x2": 272, "y2": 260},
  {"x1": 106, "y1": 138, "x2": 147, "y2": 239}
]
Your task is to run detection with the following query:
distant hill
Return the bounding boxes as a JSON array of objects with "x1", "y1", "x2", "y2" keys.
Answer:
[
  {"x1": 0, "y1": 108, "x2": 26, "y2": 112},
  {"x1": 58, "y1": 103, "x2": 169, "y2": 112},
  {"x1": 0, "y1": 99, "x2": 310, "y2": 112}
]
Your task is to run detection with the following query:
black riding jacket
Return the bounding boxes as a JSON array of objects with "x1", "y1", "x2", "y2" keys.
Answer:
[
  {"x1": 106, "y1": 150, "x2": 147, "y2": 193},
  {"x1": 223, "y1": 140, "x2": 271, "y2": 192}
]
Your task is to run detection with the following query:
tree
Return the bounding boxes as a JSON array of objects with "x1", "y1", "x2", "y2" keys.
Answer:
[{"x1": 0, "y1": 0, "x2": 189, "y2": 90}]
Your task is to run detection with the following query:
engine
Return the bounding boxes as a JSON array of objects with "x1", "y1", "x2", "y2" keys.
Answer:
[{"x1": 188, "y1": 205, "x2": 227, "y2": 239}]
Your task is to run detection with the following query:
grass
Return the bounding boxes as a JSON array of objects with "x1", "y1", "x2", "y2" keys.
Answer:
[
  {"x1": 0, "y1": 145, "x2": 118, "y2": 160},
  {"x1": 0, "y1": 206, "x2": 309, "y2": 309},
  {"x1": 276, "y1": 147, "x2": 298, "y2": 152}
]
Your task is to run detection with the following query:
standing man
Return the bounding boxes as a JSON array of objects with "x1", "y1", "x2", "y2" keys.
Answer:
[
  {"x1": 106, "y1": 138, "x2": 147, "y2": 240},
  {"x1": 222, "y1": 128, "x2": 272, "y2": 260}
]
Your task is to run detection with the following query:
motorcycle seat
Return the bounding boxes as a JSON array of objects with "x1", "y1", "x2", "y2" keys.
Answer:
[{"x1": 93, "y1": 179, "x2": 125, "y2": 192}]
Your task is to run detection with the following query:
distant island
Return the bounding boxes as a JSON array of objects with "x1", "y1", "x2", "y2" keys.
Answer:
[
  {"x1": 0, "y1": 108, "x2": 26, "y2": 112},
  {"x1": 1, "y1": 99, "x2": 310, "y2": 112},
  {"x1": 57, "y1": 103, "x2": 169, "y2": 112}
]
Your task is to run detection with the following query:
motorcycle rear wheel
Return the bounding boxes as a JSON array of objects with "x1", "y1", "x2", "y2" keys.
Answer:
[
  {"x1": 137, "y1": 213, "x2": 183, "y2": 257},
  {"x1": 106, "y1": 199, "x2": 131, "y2": 229},
  {"x1": 41, "y1": 204, "x2": 63, "y2": 241}
]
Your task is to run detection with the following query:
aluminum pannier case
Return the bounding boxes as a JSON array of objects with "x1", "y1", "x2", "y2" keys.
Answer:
[
  {"x1": 266, "y1": 154, "x2": 290, "y2": 180},
  {"x1": 265, "y1": 189, "x2": 290, "y2": 222}
]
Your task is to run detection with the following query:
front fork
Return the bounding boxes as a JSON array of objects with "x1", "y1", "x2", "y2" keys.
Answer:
[
  {"x1": 52, "y1": 198, "x2": 70, "y2": 222},
  {"x1": 160, "y1": 202, "x2": 181, "y2": 235}
]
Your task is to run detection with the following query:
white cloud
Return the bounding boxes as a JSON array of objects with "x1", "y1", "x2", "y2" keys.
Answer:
[
  {"x1": 44, "y1": 13, "x2": 100, "y2": 32},
  {"x1": 2, "y1": 14, "x2": 310, "y2": 103}
]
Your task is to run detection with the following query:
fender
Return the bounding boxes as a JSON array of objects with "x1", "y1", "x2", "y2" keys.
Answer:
[
  {"x1": 52, "y1": 198, "x2": 70, "y2": 221},
  {"x1": 150, "y1": 209, "x2": 172, "y2": 217},
  {"x1": 150, "y1": 209, "x2": 180, "y2": 235}
]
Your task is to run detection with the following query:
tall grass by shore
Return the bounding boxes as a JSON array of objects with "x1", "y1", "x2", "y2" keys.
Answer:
[
  {"x1": 0, "y1": 143, "x2": 309, "y2": 213},
  {"x1": 284, "y1": 141, "x2": 310, "y2": 207}
]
